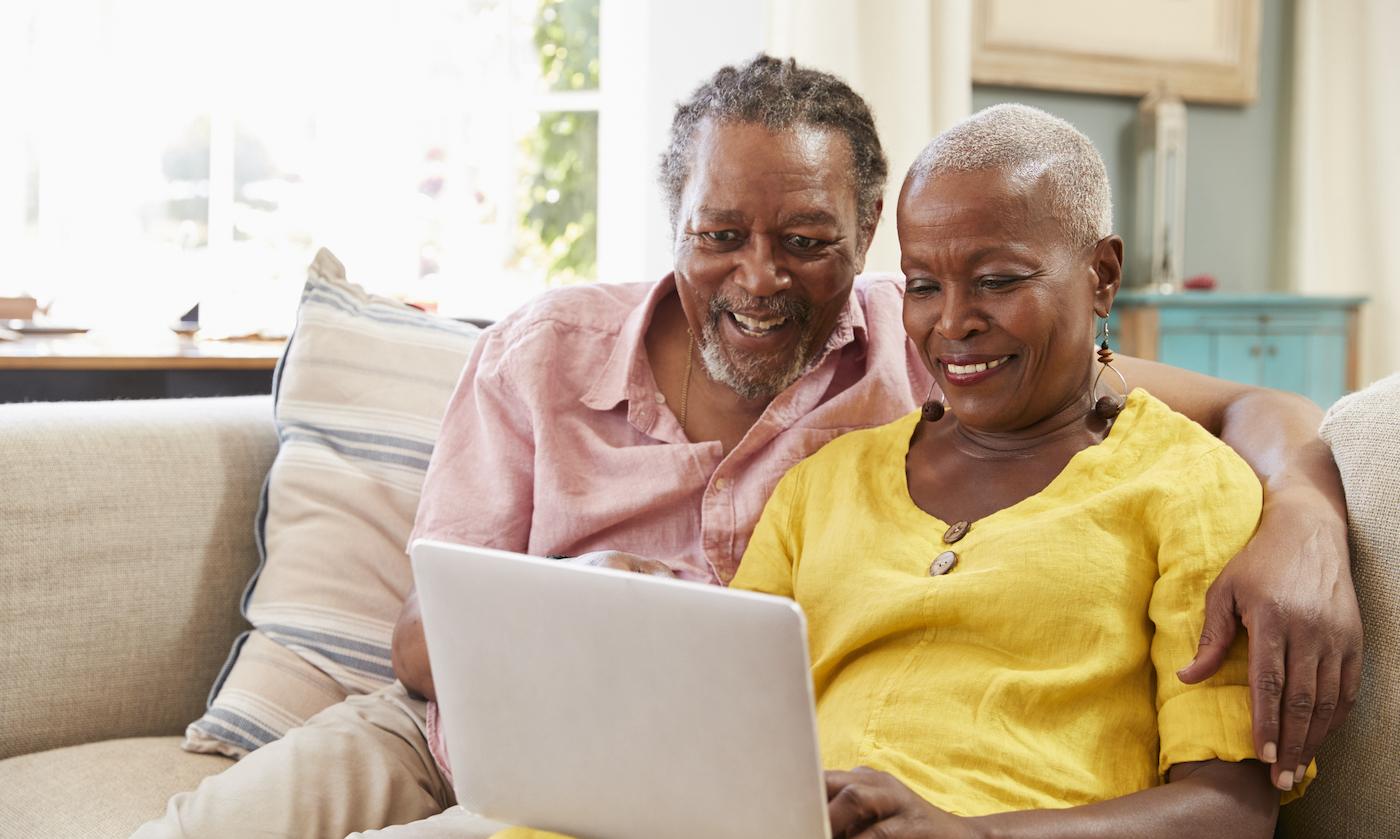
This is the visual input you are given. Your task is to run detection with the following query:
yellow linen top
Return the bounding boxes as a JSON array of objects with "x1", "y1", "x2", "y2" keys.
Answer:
[
  {"x1": 731, "y1": 388, "x2": 1311, "y2": 817},
  {"x1": 486, "y1": 391, "x2": 1309, "y2": 838}
]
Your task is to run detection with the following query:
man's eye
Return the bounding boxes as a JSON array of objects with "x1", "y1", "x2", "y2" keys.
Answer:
[
  {"x1": 980, "y1": 276, "x2": 1021, "y2": 290},
  {"x1": 905, "y1": 278, "x2": 940, "y2": 296},
  {"x1": 787, "y1": 235, "x2": 821, "y2": 250},
  {"x1": 701, "y1": 230, "x2": 739, "y2": 243}
]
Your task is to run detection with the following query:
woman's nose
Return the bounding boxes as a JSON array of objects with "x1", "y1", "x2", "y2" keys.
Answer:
[
  {"x1": 936, "y1": 286, "x2": 985, "y2": 340},
  {"x1": 732, "y1": 236, "x2": 792, "y2": 298}
]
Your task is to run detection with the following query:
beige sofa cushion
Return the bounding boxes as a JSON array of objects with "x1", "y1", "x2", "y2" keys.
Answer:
[
  {"x1": 0, "y1": 737, "x2": 231, "y2": 839},
  {"x1": 1279, "y1": 373, "x2": 1400, "y2": 838},
  {"x1": 0, "y1": 395, "x2": 276, "y2": 760},
  {"x1": 186, "y1": 249, "x2": 481, "y2": 758}
]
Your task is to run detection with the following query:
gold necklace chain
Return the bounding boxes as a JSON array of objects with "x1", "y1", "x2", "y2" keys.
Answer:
[{"x1": 679, "y1": 331, "x2": 694, "y2": 431}]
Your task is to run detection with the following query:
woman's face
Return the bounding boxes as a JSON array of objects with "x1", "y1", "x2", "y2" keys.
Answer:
[{"x1": 897, "y1": 167, "x2": 1121, "y2": 433}]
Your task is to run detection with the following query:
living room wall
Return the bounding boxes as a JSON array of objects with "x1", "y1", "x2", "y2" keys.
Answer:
[{"x1": 972, "y1": 0, "x2": 1296, "y2": 293}]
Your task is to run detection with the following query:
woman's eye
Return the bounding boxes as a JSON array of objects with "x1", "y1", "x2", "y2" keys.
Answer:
[
  {"x1": 980, "y1": 276, "x2": 1020, "y2": 290},
  {"x1": 905, "y1": 278, "x2": 940, "y2": 296}
]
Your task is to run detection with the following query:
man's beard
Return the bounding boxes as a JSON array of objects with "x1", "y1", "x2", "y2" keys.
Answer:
[{"x1": 697, "y1": 291, "x2": 822, "y2": 401}]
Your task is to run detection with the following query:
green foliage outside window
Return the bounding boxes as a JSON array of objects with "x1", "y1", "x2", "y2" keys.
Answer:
[{"x1": 518, "y1": 0, "x2": 599, "y2": 285}]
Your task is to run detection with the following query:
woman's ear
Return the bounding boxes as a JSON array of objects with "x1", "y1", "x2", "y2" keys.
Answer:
[{"x1": 1091, "y1": 235, "x2": 1124, "y2": 318}]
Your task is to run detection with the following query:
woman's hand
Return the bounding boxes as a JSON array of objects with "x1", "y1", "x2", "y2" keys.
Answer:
[
  {"x1": 826, "y1": 768, "x2": 979, "y2": 839},
  {"x1": 569, "y1": 550, "x2": 677, "y2": 577}
]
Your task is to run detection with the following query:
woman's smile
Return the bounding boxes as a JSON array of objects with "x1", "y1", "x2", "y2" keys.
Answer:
[{"x1": 939, "y1": 353, "x2": 1016, "y2": 386}]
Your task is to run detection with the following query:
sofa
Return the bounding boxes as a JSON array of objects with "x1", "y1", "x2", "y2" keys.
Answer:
[{"x1": 0, "y1": 376, "x2": 1396, "y2": 838}]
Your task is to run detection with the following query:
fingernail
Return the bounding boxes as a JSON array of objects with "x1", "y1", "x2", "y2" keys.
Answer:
[
  {"x1": 1295, "y1": 765, "x2": 1307, "y2": 781},
  {"x1": 1177, "y1": 658, "x2": 1196, "y2": 674},
  {"x1": 1261, "y1": 742, "x2": 1277, "y2": 763},
  {"x1": 1277, "y1": 770, "x2": 1294, "y2": 791}
]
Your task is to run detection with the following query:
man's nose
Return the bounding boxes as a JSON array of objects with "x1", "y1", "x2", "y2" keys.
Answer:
[
  {"x1": 936, "y1": 285, "x2": 986, "y2": 340},
  {"x1": 732, "y1": 235, "x2": 791, "y2": 298}
]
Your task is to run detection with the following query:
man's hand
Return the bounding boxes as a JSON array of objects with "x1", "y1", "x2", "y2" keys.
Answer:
[
  {"x1": 569, "y1": 550, "x2": 677, "y2": 577},
  {"x1": 826, "y1": 768, "x2": 978, "y2": 839},
  {"x1": 1177, "y1": 490, "x2": 1363, "y2": 792},
  {"x1": 392, "y1": 586, "x2": 437, "y2": 702}
]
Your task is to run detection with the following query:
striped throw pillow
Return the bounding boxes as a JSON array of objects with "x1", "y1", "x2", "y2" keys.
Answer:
[{"x1": 184, "y1": 248, "x2": 481, "y2": 757}]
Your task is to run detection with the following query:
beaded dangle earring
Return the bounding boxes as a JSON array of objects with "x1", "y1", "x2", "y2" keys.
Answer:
[
  {"x1": 1092, "y1": 319, "x2": 1128, "y2": 420},
  {"x1": 921, "y1": 380, "x2": 948, "y2": 423}
]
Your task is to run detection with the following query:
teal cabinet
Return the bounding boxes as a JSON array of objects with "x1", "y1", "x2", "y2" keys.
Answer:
[{"x1": 1109, "y1": 293, "x2": 1365, "y2": 406}]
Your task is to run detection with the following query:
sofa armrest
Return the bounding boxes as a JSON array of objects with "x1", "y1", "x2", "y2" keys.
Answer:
[
  {"x1": 1278, "y1": 374, "x2": 1400, "y2": 838},
  {"x1": 0, "y1": 396, "x2": 277, "y2": 759}
]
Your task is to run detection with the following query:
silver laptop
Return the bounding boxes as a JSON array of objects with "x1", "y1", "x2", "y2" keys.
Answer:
[{"x1": 411, "y1": 540, "x2": 831, "y2": 839}]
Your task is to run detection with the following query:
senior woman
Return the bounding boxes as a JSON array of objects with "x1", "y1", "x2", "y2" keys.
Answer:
[
  {"x1": 730, "y1": 104, "x2": 1310, "y2": 839},
  {"x1": 486, "y1": 105, "x2": 1309, "y2": 839}
]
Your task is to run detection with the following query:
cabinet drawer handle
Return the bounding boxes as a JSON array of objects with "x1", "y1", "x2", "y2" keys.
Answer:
[
  {"x1": 1267, "y1": 345, "x2": 1278, "y2": 357},
  {"x1": 1250, "y1": 345, "x2": 1262, "y2": 357}
]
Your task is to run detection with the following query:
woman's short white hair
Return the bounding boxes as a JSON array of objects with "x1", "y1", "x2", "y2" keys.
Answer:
[{"x1": 906, "y1": 104, "x2": 1112, "y2": 248}]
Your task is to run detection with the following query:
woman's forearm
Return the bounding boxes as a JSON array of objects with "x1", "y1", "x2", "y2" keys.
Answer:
[{"x1": 968, "y1": 760, "x2": 1277, "y2": 839}]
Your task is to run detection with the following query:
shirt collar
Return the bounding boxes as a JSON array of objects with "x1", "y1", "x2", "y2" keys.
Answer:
[
  {"x1": 580, "y1": 273, "x2": 870, "y2": 412},
  {"x1": 580, "y1": 275, "x2": 675, "y2": 412}
]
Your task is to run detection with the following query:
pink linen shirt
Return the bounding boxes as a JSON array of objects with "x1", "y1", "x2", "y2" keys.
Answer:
[{"x1": 409, "y1": 273, "x2": 931, "y2": 779}]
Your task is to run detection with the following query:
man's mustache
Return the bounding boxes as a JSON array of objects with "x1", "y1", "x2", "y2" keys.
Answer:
[{"x1": 707, "y1": 292, "x2": 814, "y2": 324}]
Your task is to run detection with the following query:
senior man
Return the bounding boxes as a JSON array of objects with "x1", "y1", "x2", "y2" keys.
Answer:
[{"x1": 138, "y1": 55, "x2": 1361, "y2": 838}]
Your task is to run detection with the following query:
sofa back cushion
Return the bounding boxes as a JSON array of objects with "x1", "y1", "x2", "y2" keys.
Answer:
[
  {"x1": 1279, "y1": 373, "x2": 1400, "y2": 837},
  {"x1": 0, "y1": 396, "x2": 275, "y2": 760},
  {"x1": 184, "y1": 248, "x2": 481, "y2": 757}
]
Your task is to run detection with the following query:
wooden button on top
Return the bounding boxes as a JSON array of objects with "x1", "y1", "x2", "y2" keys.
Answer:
[
  {"x1": 943, "y1": 520, "x2": 970, "y2": 544},
  {"x1": 929, "y1": 550, "x2": 958, "y2": 576}
]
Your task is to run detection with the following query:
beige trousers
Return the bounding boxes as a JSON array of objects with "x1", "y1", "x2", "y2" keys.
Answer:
[{"x1": 133, "y1": 682, "x2": 512, "y2": 839}]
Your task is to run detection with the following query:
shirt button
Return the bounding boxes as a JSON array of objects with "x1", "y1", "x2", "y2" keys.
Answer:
[
  {"x1": 929, "y1": 551, "x2": 958, "y2": 576},
  {"x1": 713, "y1": 477, "x2": 728, "y2": 491},
  {"x1": 943, "y1": 521, "x2": 970, "y2": 544},
  {"x1": 654, "y1": 392, "x2": 666, "y2": 404}
]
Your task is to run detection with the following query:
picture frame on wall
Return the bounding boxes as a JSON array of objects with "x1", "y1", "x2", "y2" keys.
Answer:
[{"x1": 972, "y1": 0, "x2": 1261, "y2": 104}]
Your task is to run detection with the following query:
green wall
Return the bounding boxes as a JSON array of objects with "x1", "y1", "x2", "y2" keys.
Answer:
[{"x1": 972, "y1": 0, "x2": 1295, "y2": 293}]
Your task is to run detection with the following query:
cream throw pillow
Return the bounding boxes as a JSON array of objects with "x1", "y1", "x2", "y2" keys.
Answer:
[{"x1": 184, "y1": 248, "x2": 481, "y2": 757}]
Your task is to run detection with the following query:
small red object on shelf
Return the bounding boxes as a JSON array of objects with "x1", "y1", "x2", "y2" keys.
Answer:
[{"x1": 1183, "y1": 274, "x2": 1217, "y2": 291}]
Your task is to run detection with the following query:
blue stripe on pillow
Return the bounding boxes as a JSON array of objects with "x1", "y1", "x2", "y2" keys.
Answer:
[{"x1": 279, "y1": 430, "x2": 432, "y2": 471}]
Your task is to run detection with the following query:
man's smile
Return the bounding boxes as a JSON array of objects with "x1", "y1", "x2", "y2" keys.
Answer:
[{"x1": 729, "y1": 311, "x2": 790, "y2": 337}]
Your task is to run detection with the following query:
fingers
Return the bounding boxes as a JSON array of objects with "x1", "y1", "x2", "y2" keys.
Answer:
[
  {"x1": 825, "y1": 769, "x2": 896, "y2": 838},
  {"x1": 1177, "y1": 580, "x2": 1238, "y2": 684},
  {"x1": 1245, "y1": 613, "x2": 1286, "y2": 773},
  {"x1": 1273, "y1": 642, "x2": 1318, "y2": 792},
  {"x1": 1293, "y1": 655, "x2": 1343, "y2": 784},
  {"x1": 572, "y1": 551, "x2": 676, "y2": 577},
  {"x1": 572, "y1": 551, "x2": 626, "y2": 569},
  {"x1": 636, "y1": 558, "x2": 678, "y2": 578},
  {"x1": 826, "y1": 770, "x2": 857, "y2": 799},
  {"x1": 1332, "y1": 651, "x2": 1363, "y2": 734}
]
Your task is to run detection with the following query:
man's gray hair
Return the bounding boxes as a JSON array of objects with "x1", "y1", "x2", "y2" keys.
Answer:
[
  {"x1": 659, "y1": 54, "x2": 888, "y2": 241},
  {"x1": 907, "y1": 104, "x2": 1112, "y2": 247}
]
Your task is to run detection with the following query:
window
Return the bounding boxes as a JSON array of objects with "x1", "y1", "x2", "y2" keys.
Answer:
[{"x1": 3, "y1": 0, "x2": 602, "y2": 333}]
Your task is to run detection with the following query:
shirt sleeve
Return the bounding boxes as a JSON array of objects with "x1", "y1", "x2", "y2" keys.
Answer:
[
  {"x1": 729, "y1": 464, "x2": 805, "y2": 598},
  {"x1": 408, "y1": 324, "x2": 536, "y2": 553},
  {"x1": 1148, "y1": 444, "x2": 1313, "y2": 798}
]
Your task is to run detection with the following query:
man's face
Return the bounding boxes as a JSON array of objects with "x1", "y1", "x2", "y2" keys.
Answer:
[
  {"x1": 898, "y1": 167, "x2": 1118, "y2": 432},
  {"x1": 672, "y1": 120, "x2": 870, "y2": 401}
]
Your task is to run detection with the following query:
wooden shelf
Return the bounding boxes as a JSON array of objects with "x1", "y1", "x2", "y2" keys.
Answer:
[{"x1": 0, "y1": 331, "x2": 285, "y2": 372}]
